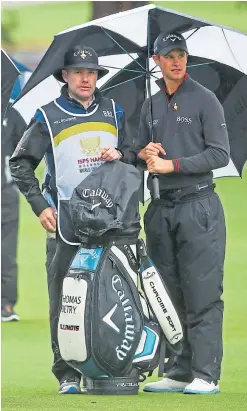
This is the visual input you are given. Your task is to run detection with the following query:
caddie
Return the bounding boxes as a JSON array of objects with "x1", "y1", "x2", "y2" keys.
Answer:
[{"x1": 10, "y1": 44, "x2": 136, "y2": 394}]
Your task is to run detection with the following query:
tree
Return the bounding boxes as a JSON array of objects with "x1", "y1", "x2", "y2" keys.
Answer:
[
  {"x1": 92, "y1": 1, "x2": 148, "y2": 20},
  {"x1": 1, "y1": 9, "x2": 19, "y2": 47}
]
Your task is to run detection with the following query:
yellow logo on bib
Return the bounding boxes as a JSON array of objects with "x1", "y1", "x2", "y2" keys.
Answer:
[{"x1": 80, "y1": 137, "x2": 101, "y2": 156}]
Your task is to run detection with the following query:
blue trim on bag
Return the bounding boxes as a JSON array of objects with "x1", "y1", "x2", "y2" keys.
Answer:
[
  {"x1": 134, "y1": 327, "x2": 157, "y2": 359},
  {"x1": 70, "y1": 247, "x2": 103, "y2": 271},
  {"x1": 70, "y1": 358, "x2": 110, "y2": 379},
  {"x1": 141, "y1": 258, "x2": 154, "y2": 272}
]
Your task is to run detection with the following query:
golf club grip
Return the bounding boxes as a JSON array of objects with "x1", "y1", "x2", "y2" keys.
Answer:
[{"x1": 152, "y1": 174, "x2": 160, "y2": 199}]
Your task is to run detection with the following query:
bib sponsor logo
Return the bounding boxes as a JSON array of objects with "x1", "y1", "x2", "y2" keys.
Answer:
[
  {"x1": 77, "y1": 156, "x2": 104, "y2": 173},
  {"x1": 103, "y1": 110, "x2": 114, "y2": 118},
  {"x1": 80, "y1": 136, "x2": 101, "y2": 156},
  {"x1": 53, "y1": 117, "x2": 76, "y2": 124}
]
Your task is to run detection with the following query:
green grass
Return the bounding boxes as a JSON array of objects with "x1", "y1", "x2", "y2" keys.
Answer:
[
  {"x1": 1, "y1": 1, "x2": 247, "y2": 51},
  {"x1": 1, "y1": 1, "x2": 92, "y2": 49},
  {"x1": 2, "y1": 170, "x2": 247, "y2": 410},
  {"x1": 157, "y1": 1, "x2": 247, "y2": 32}
]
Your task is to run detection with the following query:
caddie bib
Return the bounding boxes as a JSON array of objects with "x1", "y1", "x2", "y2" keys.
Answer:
[{"x1": 40, "y1": 97, "x2": 118, "y2": 244}]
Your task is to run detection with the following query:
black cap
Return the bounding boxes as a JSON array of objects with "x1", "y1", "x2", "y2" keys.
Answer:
[
  {"x1": 153, "y1": 32, "x2": 188, "y2": 56},
  {"x1": 53, "y1": 45, "x2": 109, "y2": 83}
]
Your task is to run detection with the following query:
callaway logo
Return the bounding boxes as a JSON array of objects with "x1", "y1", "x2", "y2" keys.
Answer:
[
  {"x1": 3, "y1": 117, "x2": 8, "y2": 127},
  {"x1": 163, "y1": 34, "x2": 182, "y2": 42},
  {"x1": 82, "y1": 188, "x2": 113, "y2": 208},
  {"x1": 112, "y1": 274, "x2": 135, "y2": 361},
  {"x1": 73, "y1": 49, "x2": 93, "y2": 58},
  {"x1": 102, "y1": 303, "x2": 120, "y2": 333},
  {"x1": 91, "y1": 200, "x2": 102, "y2": 210},
  {"x1": 143, "y1": 270, "x2": 155, "y2": 279}
]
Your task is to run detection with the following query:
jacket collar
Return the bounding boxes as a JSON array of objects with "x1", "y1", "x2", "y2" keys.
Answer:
[
  {"x1": 61, "y1": 84, "x2": 102, "y2": 109},
  {"x1": 156, "y1": 73, "x2": 190, "y2": 94}
]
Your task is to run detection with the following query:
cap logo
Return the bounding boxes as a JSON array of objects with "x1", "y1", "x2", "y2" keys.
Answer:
[
  {"x1": 73, "y1": 49, "x2": 93, "y2": 58},
  {"x1": 163, "y1": 34, "x2": 182, "y2": 42},
  {"x1": 81, "y1": 51, "x2": 87, "y2": 59}
]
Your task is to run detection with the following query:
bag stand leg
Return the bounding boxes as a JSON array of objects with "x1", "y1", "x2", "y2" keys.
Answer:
[{"x1": 158, "y1": 336, "x2": 167, "y2": 377}]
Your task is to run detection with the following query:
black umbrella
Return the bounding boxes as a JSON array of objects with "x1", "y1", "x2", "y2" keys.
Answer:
[
  {"x1": 13, "y1": 5, "x2": 247, "y2": 201},
  {"x1": 99, "y1": 54, "x2": 247, "y2": 202},
  {"x1": 1, "y1": 49, "x2": 20, "y2": 120}
]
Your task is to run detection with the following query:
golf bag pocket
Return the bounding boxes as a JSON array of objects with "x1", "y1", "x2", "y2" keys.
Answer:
[
  {"x1": 133, "y1": 321, "x2": 161, "y2": 373},
  {"x1": 91, "y1": 245, "x2": 144, "y2": 376},
  {"x1": 58, "y1": 245, "x2": 144, "y2": 379},
  {"x1": 58, "y1": 274, "x2": 90, "y2": 364}
]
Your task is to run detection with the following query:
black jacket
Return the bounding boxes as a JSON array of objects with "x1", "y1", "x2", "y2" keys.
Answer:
[{"x1": 136, "y1": 76, "x2": 230, "y2": 192}]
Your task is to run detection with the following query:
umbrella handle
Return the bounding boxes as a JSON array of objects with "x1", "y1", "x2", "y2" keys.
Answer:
[{"x1": 151, "y1": 173, "x2": 160, "y2": 199}]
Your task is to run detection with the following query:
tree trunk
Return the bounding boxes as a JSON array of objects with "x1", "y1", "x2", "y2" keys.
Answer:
[{"x1": 92, "y1": 1, "x2": 148, "y2": 20}]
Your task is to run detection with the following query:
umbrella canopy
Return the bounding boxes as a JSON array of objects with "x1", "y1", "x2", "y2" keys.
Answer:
[
  {"x1": 1, "y1": 49, "x2": 20, "y2": 120},
  {"x1": 100, "y1": 52, "x2": 247, "y2": 202},
  {"x1": 13, "y1": 4, "x2": 247, "y2": 201}
]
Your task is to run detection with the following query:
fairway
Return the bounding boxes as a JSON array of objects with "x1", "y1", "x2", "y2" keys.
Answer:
[{"x1": 2, "y1": 170, "x2": 247, "y2": 410}]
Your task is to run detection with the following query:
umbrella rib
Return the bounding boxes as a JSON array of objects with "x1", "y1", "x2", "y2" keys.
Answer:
[
  {"x1": 151, "y1": 62, "x2": 215, "y2": 74},
  {"x1": 187, "y1": 61, "x2": 215, "y2": 68},
  {"x1": 150, "y1": 72, "x2": 161, "y2": 80},
  {"x1": 102, "y1": 65, "x2": 145, "y2": 74},
  {"x1": 100, "y1": 74, "x2": 145, "y2": 92},
  {"x1": 184, "y1": 27, "x2": 200, "y2": 40},
  {"x1": 100, "y1": 27, "x2": 147, "y2": 71},
  {"x1": 222, "y1": 28, "x2": 243, "y2": 72}
]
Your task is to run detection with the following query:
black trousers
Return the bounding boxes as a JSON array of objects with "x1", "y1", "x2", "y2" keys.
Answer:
[
  {"x1": 46, "y1": 236, "x2": 81, "y2": 382},
  {"x1": 144, "y1": 191, "x2": 226, "y2": 383},
  {"x1": 1, "y1": 192, "x2": 19, "y2": 308}
]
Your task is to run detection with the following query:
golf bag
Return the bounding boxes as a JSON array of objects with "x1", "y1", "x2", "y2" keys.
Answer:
[{"x1": 57, "y1": 162, "x2": 183, "y2": 395}]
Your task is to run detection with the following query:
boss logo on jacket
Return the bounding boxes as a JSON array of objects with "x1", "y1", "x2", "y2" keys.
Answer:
[{"x1": 176, "y1": 116, "x2": 192, "y2": 125}]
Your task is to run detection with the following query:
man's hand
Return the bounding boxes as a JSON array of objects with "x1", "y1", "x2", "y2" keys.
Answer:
[
  {"x1": 39, "y1": 207, "x2": 57, "y2": 233},
  {"x1": 147, "y1": 156, "x2": 174, "y2": 174},
  {"x1": 138, "y1": 142, "x2": 166, "y2": 161},
  {"x1": 101, "y1": 146, "x2": 121, "y2": 161}
]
